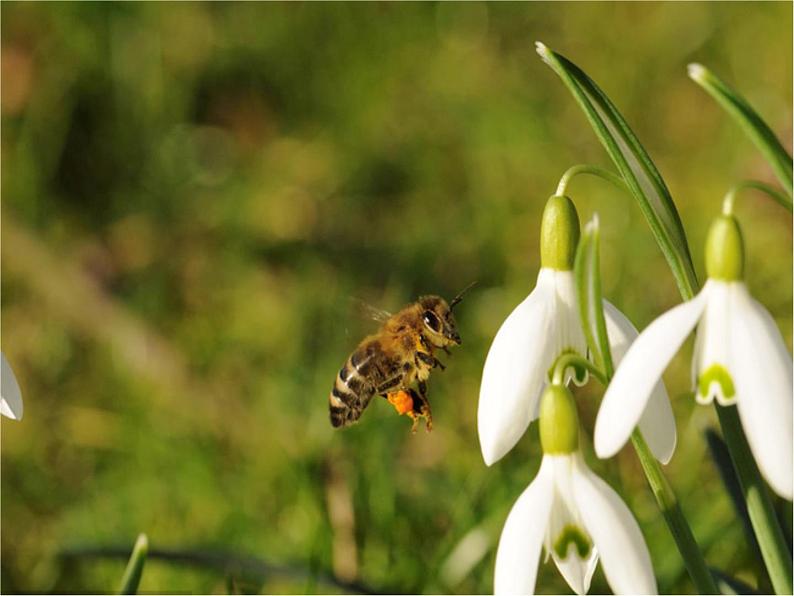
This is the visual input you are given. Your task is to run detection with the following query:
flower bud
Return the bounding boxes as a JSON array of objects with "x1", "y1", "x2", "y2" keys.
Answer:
[
  {"x1": 539, "y1": 384, "x2": 580, "y2": 454},
  {"x1": 705, "y1": 214, "x2": 744, "y2": 281},
  {"x1": 540, "y1": 195, "x2": 580, "y2": 271}
]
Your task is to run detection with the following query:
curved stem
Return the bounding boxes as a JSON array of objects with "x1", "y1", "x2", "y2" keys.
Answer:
[
  {"x1": 723, "y1": 180, "x2": 793, "y2": 215},
  {"x1": 555, "y1": 164, "x2": 628, "y2": 196},
  {"x1": 550, "y1": 352, "x2": 608, "y2": 386}
]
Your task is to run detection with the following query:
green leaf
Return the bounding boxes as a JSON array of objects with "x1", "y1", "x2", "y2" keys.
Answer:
[
  {"x1": 573, "y1": 215, "x2": 614, "y2": 378},
  {"x1": 688, "y1": 64, "x2": 793, "y2": 196},
  {"x1": 118, "y1": 533, "x2": 148, "y2": 595},
  {"x1": 536, "y1": 42, "x2": 699, "y2": 300}
]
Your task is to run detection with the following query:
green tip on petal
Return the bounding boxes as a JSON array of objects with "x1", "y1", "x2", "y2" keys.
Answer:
[
  {"x1": 539, "y1": 384, "x2": 580, "y2": 454},
  {"x1": 697, "y1": 364, "x2": 736, "y2": 405},
  {"x1": 705, "y1": 215, "x2": 744, "y2": 281},
  {"x1": 553, "y1": 524, "x2": 592, "y2": 559},
  {"x1": 540, "y1": 195, "x2": 581, "y2": 271}
]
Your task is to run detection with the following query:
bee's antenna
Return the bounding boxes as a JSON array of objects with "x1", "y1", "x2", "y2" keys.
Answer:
[{"x1": 449, "y1": 281, "x2": 478, "y2": 310}]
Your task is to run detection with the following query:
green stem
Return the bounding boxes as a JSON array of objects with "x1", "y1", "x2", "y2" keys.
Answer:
[
  {"x1": 555, "y1": 164, "x2": 628, "y2": 197},
  {"x1": 723, "y1": 181, "x2": 793, "y2": 215},
  {"x1": 716, "y1": 406, "x2": 793, "y2": 595},
  {"x1": 631, "y1": 431, "x2": 720, "y2": 594},
  {"x1": 550, "y1": 352, "x2": 608, "y2": 386}
]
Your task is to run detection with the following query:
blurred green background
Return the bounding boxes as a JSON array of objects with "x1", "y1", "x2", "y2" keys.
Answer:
[{"x1": 2, "y1": 2, "x2": 791, "y2": 594}]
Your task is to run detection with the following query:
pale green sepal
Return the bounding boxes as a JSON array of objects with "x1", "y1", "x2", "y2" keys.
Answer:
[
  {"x1": 539, "y1": 385, "x2": 579, "y2": 454},
  {"x1": 697, "y1": 364, "x2": 736, "y2": 406},
  {"x1": 540, "y1": 195, "x2": 581, "y2": 271},
  {"x1": 705, "y1": 215, "x2": 744, "y2": 281},
  {"x1": 553, "y1": 524, "x2": 592, "y2": 559}
]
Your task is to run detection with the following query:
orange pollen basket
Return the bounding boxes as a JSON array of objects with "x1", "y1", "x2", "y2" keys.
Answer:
[{"x1": 387, "y1": 390, "x2": 415, "y2": 415}]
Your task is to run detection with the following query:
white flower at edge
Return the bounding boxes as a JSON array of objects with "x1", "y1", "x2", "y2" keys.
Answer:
[
  {"x1": 477, "y1": 271, "x2": 676, "y2": 466},
  {"x1": 495, "y1": 386, "x2": 658, "y2": 595},
  {"x1": 596, "y1": 214, "x2": 793, "y2": 500},
  {"x1": 1, "y1": 352, "x2": 24, "y2": 421}
]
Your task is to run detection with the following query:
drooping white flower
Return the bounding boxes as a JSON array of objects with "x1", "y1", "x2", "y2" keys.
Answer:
[
  {"x1": 495, "y1": 385, "x2": 658, "y2": 595},
  {"x1": 478, "y1": 266, "x2": 586, "y2": 465},
  {"x1": 478, "y1": 196, "x2": 676, "y2": 465},
  {"x1": 596, "y1": 214, "x2": 793, "y2": 500},
  {"x1": 1, "y1": 352, "x2": 24, "y2": 421}
]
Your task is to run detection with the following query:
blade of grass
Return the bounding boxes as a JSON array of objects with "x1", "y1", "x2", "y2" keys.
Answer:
[
  {"x1": 64, "y1": 544, "x2": 393, "y2": 594},
  {"x1": 536, "y1": 42, "x2": 699, "y2": 301},
  {"x1": 118, "y1": 534, "x2": 148, "y2": 595},
  {"x1": 688, "y1": 64, "x2": 793, "y2": 195},
  {"x1": 574, "y1": 215, "x2": 718, "y2": 594}
]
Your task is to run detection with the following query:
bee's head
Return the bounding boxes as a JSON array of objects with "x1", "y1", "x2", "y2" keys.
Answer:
[
  {"x1": 418, "y1": 283, "x2": 475, "y2": 348},
  {"x1": 418, "y1": 295, "x2": 461, "y2": 348}
]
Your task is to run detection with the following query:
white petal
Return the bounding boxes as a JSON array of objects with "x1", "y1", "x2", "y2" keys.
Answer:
[
  {"x1": 730, "y1": 284, "x2": 793, "y2": 500},
  {"x1": 693, "y1": 282, "x2": 734, "y2": 405},
  {"x1": 550, "y1": 271, "x2": 589, "y2": 388},
  {"x1": 595, "y1": 288, "x2": 709, "y2": 460},
  {"x1": 571, "y1": 456, "x2": 658, "y2": 595},
  {"x1": 494, "y1": 458, "x2": 555, "y2": 595},
  {"x1": 553, "y1": 543, "x2": 598, "y2": 596},
  {"x1": 478, "y1": 271, "x2": 555, "y2": 465},
  {"x1": 603, "y1": 301, "x2": 677, "y2": 464},
  {"x1": 1, "y1": 353, "x2": 24, "y2": 421},
  {"x1": 546, "y1": 456, "x2": 597, "y2": 595}
]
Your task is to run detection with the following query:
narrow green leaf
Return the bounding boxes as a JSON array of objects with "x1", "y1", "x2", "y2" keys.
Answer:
[
  {"x1": 688, "y1": 64, "x2": 793, "y2": 195},
  {"x1": 536, "y1": 42, "x2": 699, "y2": 300},
  {"x1": 118, "y1": 533, "x2": 148, "y2": 595},
  {"x1": 573, "y1": 215, "x2": 614, "y2": 378}
]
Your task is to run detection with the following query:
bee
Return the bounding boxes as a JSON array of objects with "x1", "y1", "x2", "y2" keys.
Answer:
[{"x1": 329, "y1": 283, "x2": 475, "y2": 432}]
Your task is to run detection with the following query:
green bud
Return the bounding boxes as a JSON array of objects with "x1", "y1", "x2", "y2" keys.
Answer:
[
  {"x1": 539, "y1": 384, "x2": 580, "y2": 455},
  {"x1": 705, "y1": 215, "x2": 744, "y2": 281},
  {"x1": 540, "y1": 195, "x2": 580, "y2": 271}
]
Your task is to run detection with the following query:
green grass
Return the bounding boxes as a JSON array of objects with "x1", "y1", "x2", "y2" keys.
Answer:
[{"x1": 2, "y1": 2, "x2": 791, "y2": 593}]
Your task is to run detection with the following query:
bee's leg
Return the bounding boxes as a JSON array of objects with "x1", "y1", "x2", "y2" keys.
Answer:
[
  {"x1": 433, "y1": 357, "x2": 446, "y2": 371},
  {"x1": 412, "y1": 382, "x2": 433, "y2": 432},
  {"x1": 442, "y1": 346, "x2": 451, "y2": 355}
]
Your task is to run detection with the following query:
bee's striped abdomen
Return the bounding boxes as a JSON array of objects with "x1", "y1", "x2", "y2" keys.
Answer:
[{"x1": 329, "y1": 350, "x2": 376, "y2": 428}]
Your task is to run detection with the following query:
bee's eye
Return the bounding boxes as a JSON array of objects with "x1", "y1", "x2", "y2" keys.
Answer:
[{"x1": 422, "y1": 310, "x2": 441, "y2": 332}]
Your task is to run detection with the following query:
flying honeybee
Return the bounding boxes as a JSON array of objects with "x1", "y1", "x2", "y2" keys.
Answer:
[{"x1": 329, "y1": 283, "x2": 475, "y2": 432}]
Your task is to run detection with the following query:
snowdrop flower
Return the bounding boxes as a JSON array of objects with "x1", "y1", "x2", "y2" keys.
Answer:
[
  {"x1": 478, "y1": 196, "x2": 675, "y2": 465},
  {"x1": 1, "y1": 352, "x2": 24, "y2": 421},
  {"x1": 495, "y1": 384, "x2": 657, "y2": 595},
  {"x1": 596, "y1": 213, "x2": 793, "y2": 499}
]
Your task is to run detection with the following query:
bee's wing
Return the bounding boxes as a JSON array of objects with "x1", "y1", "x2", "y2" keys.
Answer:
[{"x1": 350, "y1": 297, "x2": 392, "y2": 324}]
